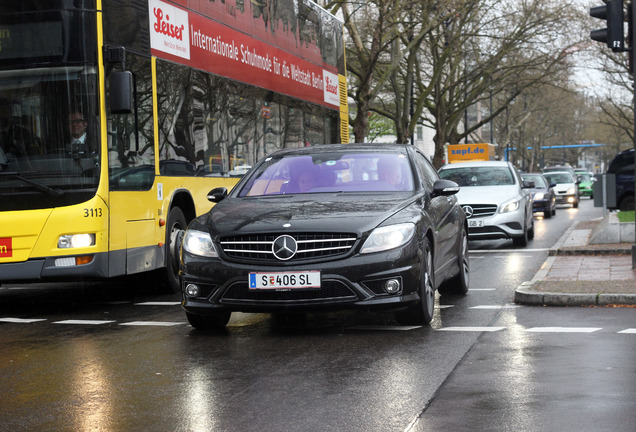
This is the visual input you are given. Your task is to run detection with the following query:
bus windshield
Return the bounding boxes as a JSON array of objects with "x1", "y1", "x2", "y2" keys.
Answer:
[{"x1": 0, "y1": 66, "x2": 99, "y2": 211}]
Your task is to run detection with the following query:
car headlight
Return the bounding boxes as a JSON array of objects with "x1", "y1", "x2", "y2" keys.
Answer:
[
  {"x1": 567, "y1": 187, "x2": 576, "y2": 194},
  {"x1": 361, "y1": 223, "x2": 415, "y2": 254},
  {"x1": 534, "y1": 192, "x2": 545, "y2": 200},
  {"x1": 183, "y1": 229, "x2": 218, "y2": 257},
  {"x1": 500, "y1": 199, "x2": 520, "y2": 213}
]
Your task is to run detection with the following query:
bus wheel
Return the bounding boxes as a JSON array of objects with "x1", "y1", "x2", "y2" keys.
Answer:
[{"x1": 165, "y1": 207, "x2": 186, "y2": 293}]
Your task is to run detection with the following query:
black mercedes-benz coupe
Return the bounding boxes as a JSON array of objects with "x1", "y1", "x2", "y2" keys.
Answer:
[{"x1": 180, "y1": 144, "x2": 469, "y2": 329}]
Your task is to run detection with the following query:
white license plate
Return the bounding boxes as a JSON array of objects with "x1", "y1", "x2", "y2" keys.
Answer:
[
  {"x1": 248, "y1": 271, "x2": 321, "y2": 290},
  {"x1": 468, "y1": 220, "x2": 484, "y2": 227}
]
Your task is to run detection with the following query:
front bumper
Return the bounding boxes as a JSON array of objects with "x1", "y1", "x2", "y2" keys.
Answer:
[
  {"x1": 465, "y1": 209, "x2": 525, "y2": 241},
  {"x1": 532, "y1": 199, "x2": 552, "y2": 213},
  {"x1": 181, "y1": 246, "x2": 423, "y2": 315},
  {"x1": 555, "y1": 193, "x2": 576, "y2": 204}
]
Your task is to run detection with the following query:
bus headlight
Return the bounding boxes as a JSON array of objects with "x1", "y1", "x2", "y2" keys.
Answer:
[
  {"x1": 58, "y1": 234, "x2": 96, "y2": 249},
  {"x1": 183, "y1": 229, "x2": 218, "y2": 258}
]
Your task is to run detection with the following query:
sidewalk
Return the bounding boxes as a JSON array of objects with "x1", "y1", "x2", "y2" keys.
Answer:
[{"x1": 514, "y1": 215, "x2": 636, "y2": 307}]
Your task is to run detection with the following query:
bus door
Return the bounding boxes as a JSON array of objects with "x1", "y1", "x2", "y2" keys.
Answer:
[{"x1": 106, "y1": 54, "x2": 161, "y2": 278}]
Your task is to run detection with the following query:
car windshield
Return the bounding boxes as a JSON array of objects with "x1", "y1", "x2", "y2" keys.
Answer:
[
  {"x1": 238, "y1": 151, "x2": 415, "y2": 196},
  {"x1": 544, "y1": 173, "x2": 573, "y2": 184},
  {"x1": 578, "y1": 173, "x2": 591, "y2": 182},
  {"x1": 439, "y1": 166, "x2": 514, "y2": 186},
  {"x1": 522, "y1": 174, "x2": 547, "y2": 188}
]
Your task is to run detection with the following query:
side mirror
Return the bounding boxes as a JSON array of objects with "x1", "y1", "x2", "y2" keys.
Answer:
[
  {"x1": 432, "y1": 179, "x2": 460, "y2": 197},
  {"x1": 207, "y1": 187, "x2": 228, "y2": 203},
  {"x1": 549, "y1": 183, "x2": 557, "y2": 188},
  {"x1": 110, "y1": 71, "x2": 134, "y2": 114}
]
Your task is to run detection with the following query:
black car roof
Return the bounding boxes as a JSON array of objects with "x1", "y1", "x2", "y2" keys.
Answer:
[{"x1": 267, "y1": 143, "x2": 412, "y2": 157}]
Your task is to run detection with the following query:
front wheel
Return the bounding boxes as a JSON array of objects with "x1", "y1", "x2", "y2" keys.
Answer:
[
  {"x1": 165, "y1": 208, "x2": 187, "y2": 293},
  {"x1": 438, "y1": 228, "x2": 469, "y2": 296},
  {"x1": 396, "y1": 239, "x2": 435, "y2": 325}
]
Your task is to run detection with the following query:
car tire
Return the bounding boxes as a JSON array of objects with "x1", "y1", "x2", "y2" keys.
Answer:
[
  {"x1": 438, "y1": 228, "x2": 469, "y2": 296},
  {"x1": 573, "y1": 199, "x2": 579, "y2": 208},
  {"x1": 528, "y1": 219, "x2": 534, "y2": 240},
  {"x1": 513, "y1": 220, "x2": 529, "y2": 247},
  {"x1": 544, "y1": 209, "x2": 552, "y2": 219},
  {"x1": 395, "y1": 239, "x2": 435, "y2": 325},
  {"x1": 165, "y1": 207, "x2": 187, "y2": 293},
  {"x1": 551, "y1": 208, "x2": 556, "y2": 216},
  {"x1": 186, "y1": 311, "x2": 231, "y2": 330}
]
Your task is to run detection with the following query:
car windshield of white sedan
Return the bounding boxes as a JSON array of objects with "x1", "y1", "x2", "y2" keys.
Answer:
[
  {"x1": 544, "y1": 173, "x2": 573, "y2": 184},
  {"x1": 439, "y1": 167, "x2": 514, "y2": 186},
  {"x1": 238, "y1": 152, "x2": 415, "y2": 196}
]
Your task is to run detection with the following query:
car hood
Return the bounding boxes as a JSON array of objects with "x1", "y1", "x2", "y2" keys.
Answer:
[
  {"x1": 552, "y1": 182, "x2": 575, "y2": 189},
  {"x1": 203, "y1": 193, "x2": 417, "y2": 237},
  {"x1": 454, "y1": 185, "x2": 522, "y2": 205}
]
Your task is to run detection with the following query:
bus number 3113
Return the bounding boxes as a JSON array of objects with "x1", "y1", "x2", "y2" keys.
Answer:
[{"x1": 84, "y1": 208, "x2": 103, "y2": 217}]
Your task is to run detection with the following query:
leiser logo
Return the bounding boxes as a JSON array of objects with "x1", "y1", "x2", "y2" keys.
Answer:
[
  {"x1": 149, "y1": 0, "x2": 190, "y2": 60},
  {"x1": 323, "y1": 70, "x2": 340, "y2": 107},
  {"x1": 0, "y1": 237, "x2": 12, "y2": 258}
]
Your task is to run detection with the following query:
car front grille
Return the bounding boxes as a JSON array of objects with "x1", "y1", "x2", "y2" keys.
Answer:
[
  {"x1": 462, "y1": 204, "x2": 498, "y2": 218},
  {"x1": 218, "y1": 232, "x2": 357, "y2": 262},
  {"x1": 220, "y1": 280, "x2": 358, "y2": 304}
]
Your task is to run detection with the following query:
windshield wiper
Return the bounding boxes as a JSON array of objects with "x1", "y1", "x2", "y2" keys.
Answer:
[{"x1": 0, "y1": 172, "x2": 64, "y2": 199}]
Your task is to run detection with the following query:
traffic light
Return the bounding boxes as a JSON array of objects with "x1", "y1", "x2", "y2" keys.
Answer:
[{"x1": 590, "y1": 0, "x2": 626, "y2": 52}]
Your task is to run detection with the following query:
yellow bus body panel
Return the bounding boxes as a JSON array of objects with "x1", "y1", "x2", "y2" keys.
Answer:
[{"x1": 0, "y1": 195, "x2": 109, "y2": 263}]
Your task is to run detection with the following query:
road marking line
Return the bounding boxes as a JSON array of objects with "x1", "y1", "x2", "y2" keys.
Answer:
[
  {"x1": 469, "y1": 248, "x2": 549, "y2": 254},
  {"x1": 53, "y1": 320, "x2": 116, "y2": 325},
  {"x1": 469, "y1": 305, "x2": 521, "y2": 309},
  {"x1": 134, "y1": 302, "x2": 181, "y2": 306},
  {"x1": 618, "y1": 328, "x2": 636, "y2": 334},
  {"x1": 437, "y1": 326, "x2": 506, "y2": 332},
  {"x1": 0, "y1": 317, "x2": 47, "y2": 323},
  {"x1": 120, "y1": 321, "x2": 185, "y2": 327},
  {"x1": 525, "y1": 327, "x2": 602, "y2": 333},
  {"x1": 349, "y1": 325, "x2": 422, "y2": 331},
  {"x1": 438, "y1": 305, "x2": 454, "y2": 309}
]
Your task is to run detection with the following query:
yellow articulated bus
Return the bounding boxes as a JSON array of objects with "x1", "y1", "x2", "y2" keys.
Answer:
[{"x1": 0, "y1": 0, "x2": 348, "y2": 292}]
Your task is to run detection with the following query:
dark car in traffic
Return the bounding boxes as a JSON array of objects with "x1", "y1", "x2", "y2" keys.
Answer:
[
  {"x1": 521, "y1": 172, "x2": 557, "y2": 218},
  {"x1": 180, "y1": 144, "x2": 469, "y2": 329}
]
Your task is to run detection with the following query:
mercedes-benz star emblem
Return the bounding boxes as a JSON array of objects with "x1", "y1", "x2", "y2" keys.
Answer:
[
  {"x1": 462, "y1": 205, "x2": 474, "y2": 218},
  {"x1": 272, "y1": 235, "x2": 298, "y2": 260}
]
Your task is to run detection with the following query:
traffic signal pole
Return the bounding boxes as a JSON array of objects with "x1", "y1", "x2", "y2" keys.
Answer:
[
  {"x1": 589, "y1": 0, "x2": 636, "y2": 268},
  {"x1": 627, "y1": 0, "x2": 636, "y2": 270}
]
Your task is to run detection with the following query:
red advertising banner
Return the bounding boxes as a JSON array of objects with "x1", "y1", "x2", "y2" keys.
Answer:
[
  {"x1": 149, "y1": 0, "x2": 340, "y2": 109},
  {"x1": 0, "y1": 237, "x2": 12, "y2": 258}
]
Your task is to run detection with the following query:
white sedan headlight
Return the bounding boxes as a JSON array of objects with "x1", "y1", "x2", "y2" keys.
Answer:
[
  {"x1": 361, "y1": 223, "x2": 415, "y2": 254},
  {"x1": 567, "y1": 187, "x2": 576, "y2": 195},
  {"x1": 183, "y1": 229, "x2": 218, "y2": 257},
  {"x1": 500, "y1": 199, "x2": 520, "y2": 213}
]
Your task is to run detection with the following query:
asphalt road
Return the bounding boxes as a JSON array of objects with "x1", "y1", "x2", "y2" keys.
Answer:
[{"x1": 1, "y1": 199, "x2": 634, "y2": 432}]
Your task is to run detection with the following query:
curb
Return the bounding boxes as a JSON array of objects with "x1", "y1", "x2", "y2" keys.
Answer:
[
  {"x1": 514, "y1": 217, "x2": 635, "y2": 307},
  {"x1": 514, "y1": 283, "x2": 636, "y2": 306}
]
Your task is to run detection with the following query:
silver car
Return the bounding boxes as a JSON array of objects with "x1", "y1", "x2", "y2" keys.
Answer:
[{"x1": 438, "y1": 161, "x2": 534, "y2": 247}]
